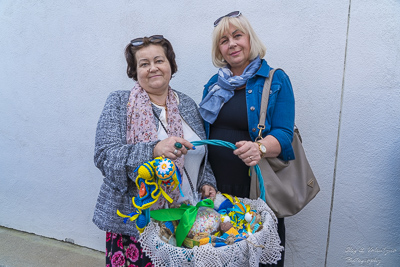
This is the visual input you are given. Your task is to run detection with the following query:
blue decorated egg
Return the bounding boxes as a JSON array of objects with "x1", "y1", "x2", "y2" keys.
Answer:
[{"x1": 155, "y1": 158, "x2": 175, "y2": 181}]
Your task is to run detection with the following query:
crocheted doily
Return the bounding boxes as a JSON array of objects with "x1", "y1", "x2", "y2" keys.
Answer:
[{"x1": 138, "y1": 198, "x2": 283, "y2": 266}]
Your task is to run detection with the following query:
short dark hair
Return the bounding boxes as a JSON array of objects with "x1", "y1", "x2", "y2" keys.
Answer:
[{"x1": 125, "y1": 36, "x2": 178, "y2": 81}]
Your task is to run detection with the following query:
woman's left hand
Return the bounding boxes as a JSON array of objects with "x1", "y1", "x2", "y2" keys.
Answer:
[
  {"x1": 201, "y1": 185, "x2": 217, "y2": 198},
  {"x1": 234, "y1": 141, "x2": 261, "y2": 166},
  {"x1": 153, "y1": 137, "x2": 194, "y2": 159}
]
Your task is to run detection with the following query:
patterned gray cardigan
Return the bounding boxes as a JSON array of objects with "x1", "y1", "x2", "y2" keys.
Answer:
[{"x1": 92, "y1": 90, "x2": 217, "y2": 237}]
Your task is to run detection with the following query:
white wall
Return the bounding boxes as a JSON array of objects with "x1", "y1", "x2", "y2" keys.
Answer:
[{"x1": 0, "y1": 1, "x2": 399, "y2": 266}]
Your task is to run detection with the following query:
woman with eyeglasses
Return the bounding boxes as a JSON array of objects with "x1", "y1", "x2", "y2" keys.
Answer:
[
  {"x1": 199, "y1": 12, "x2": 295, "y2": 266},
  {"x1": 93, "y1": 35, "x2": 217, "y2": 266}
]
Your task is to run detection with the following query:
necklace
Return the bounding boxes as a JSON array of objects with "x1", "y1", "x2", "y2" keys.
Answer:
[
  {"x1": 150, "y1": 99, "x2": 168, "y2": 118},
  {"x1": 151, "y1": 100, "x2": 168, "y2": 120},
  {"x1": 149, "y1": 97, "x2": 167, "y2": 107}
]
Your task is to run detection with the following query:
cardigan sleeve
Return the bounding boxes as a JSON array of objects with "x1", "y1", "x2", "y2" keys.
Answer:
[{"x1": 94, "y1": 91, "x2": 159, "y2": 192}]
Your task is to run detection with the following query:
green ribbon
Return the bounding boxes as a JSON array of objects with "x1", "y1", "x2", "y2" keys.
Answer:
[{"x1": 150, "y1": 199, "x2": 214, "y2": 247}]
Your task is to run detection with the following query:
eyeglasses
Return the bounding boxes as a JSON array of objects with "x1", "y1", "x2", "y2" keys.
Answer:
[
  {"x1": 130, "y1": 35, "x2": 164, "y2": 47},
  {"x1": 214, "y1": 11, "x2": 241, "y2": 27}
]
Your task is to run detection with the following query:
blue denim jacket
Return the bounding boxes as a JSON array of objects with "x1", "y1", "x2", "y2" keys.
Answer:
[{"x1": 202, "y1": 59, "x2": 295, "y2": 161}]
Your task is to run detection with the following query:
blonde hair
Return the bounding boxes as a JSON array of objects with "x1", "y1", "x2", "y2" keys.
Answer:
[{"x1": 211, "y1": 13, "x2": 266, "y2": 68}]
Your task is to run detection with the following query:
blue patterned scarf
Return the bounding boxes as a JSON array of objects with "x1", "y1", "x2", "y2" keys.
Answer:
[{"x1": 199, "y1": 56, "x2": 262, "y2": 124}]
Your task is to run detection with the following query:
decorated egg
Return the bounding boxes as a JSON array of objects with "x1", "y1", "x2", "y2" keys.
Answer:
[
  {"x1": 187, "y1": 207, "x2": 221, "y2": 238},
  {"x1": 155, "y1": 158, "x2": 175, "y2": 181}
]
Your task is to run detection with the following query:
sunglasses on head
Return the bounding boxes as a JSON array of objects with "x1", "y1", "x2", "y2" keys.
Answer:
[
  {"x1": 130, "y1": 35, "x2": 164, "y2": 47},
  {"x1": 214, "y1": 11, "x2": 241, "y2": 27}
]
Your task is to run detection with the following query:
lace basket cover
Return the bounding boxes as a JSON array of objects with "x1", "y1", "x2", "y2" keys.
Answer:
[{"x1": 138, "y1": 198, "x2": 283, "y2": 266}]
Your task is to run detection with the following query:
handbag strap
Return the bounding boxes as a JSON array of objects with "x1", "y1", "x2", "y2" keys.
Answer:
[{"x1": 256, "y1": 68, "x2": 283, "y2": 140}]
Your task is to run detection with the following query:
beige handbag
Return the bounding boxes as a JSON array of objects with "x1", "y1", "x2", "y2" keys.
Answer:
[{"x1": 250, "y1": 68, "x2": 320, "y2": 218}]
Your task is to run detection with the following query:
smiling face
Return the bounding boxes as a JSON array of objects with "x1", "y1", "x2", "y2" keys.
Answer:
[
  {"x1": 136, "y1": 44, "x2": 172, "y2": 96},
  {"x1": 218, "y1": 24, "x2": 251, "y2": 76}
]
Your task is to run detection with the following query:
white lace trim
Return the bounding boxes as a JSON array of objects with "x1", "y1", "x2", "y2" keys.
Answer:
[{"x1": 138, "y1": 198, "x2": 283, "y2": 266}]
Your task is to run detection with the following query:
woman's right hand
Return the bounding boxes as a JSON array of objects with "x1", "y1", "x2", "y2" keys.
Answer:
[
  {"x1": 201, "y1": 185, "x2": 217, "y2": 198},
  {"x1": 153, "y1": 137, "x2": 195, "y2": 160}
]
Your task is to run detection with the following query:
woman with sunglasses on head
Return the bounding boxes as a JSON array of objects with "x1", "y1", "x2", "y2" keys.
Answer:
[
  {"x1": 199, "y1": 12, "x2": 295, "y2": 267},
  {"x1": 93, "y1": 35, "x2": 217, "y2": 266}
]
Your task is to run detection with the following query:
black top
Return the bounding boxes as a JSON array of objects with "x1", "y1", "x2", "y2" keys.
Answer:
[{"x1": 208, "y1": 88, "x2": 252, "y2": 198}]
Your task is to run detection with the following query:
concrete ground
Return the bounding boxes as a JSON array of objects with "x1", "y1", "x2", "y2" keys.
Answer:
[{"x1": 0, "y1": 226, "x2": 104, "y2": 267}]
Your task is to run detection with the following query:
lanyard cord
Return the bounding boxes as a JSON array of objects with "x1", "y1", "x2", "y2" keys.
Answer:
[{"x1": 152, "y1": 108, "x2": 196, "y2": 194}]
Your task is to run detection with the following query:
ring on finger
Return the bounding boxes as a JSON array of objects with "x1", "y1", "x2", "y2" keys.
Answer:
[
  {"x1": 174, "y1": 142, "x2": 183, "y2": 149},
  {"x1": 173, "y1": 149, "x2": 178, "y2": 155},
  {"x1": 249, "y1": 156, "x2": 253, "y2": 161}
]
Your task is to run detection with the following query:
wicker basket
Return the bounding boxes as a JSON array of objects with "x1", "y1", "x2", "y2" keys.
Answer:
[{"x1": 138, "y1": 198, "x2": 283, "y2": 267}]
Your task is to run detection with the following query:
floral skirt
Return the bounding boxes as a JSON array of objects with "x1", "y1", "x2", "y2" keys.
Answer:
[{"x1": 106, "y1": 232, "x2": 154, "y2": 267}]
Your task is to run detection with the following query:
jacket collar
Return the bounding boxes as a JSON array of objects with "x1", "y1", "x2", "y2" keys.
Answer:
[{"x1": 254, "y1": 59, "x2": 272, "y2": 78}]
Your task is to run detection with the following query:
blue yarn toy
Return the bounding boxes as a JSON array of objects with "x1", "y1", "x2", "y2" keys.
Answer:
[{"x1": 117, "y1": 156, "x2": 184, "y2": 232}]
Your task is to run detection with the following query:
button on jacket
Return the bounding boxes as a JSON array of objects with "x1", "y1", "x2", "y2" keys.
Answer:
[{"x1": 202, "y1": 59, "x2": 295, "y2": 161}]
